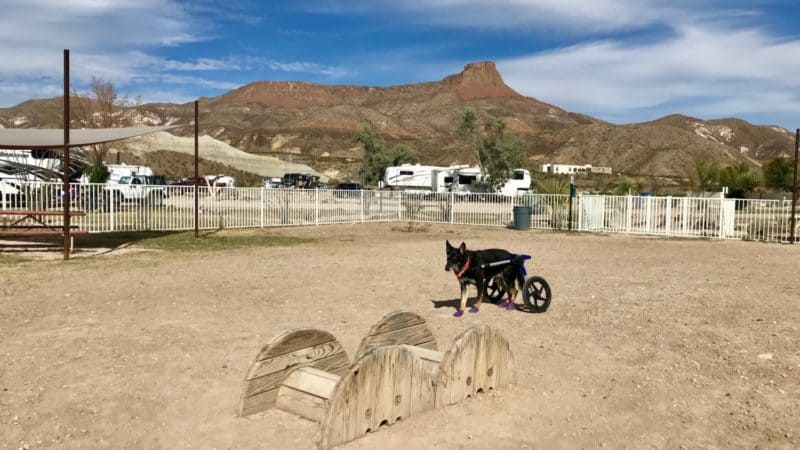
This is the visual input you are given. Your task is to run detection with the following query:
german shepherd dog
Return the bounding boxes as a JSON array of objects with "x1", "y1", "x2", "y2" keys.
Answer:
[{"x1": 445, "y1": 240, "x2": 525, "y2": 317}]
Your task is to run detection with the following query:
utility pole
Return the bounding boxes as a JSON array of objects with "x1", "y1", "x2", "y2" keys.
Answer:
[
  {"x1": 194, "y1": 100, "x2": 199, "y2": 239},
  {"x1": 62, "y1": 49, "x2": 71, "y2": 260},
  {"x1": 790, "y1": 128, "x2": 799, "y2": 243}
]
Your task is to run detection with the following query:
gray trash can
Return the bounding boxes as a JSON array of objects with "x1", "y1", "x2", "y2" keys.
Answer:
[{"x1": 513, "y1": 206, "x2": 532, "y2": 230}]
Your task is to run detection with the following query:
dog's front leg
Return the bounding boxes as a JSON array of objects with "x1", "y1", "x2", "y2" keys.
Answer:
[
  {"x1": 455, "y1": 281, "x2": 469, "y2": 317},
  {"x1": 470, "y1": 279, "x2": 484, "y2": 313}
]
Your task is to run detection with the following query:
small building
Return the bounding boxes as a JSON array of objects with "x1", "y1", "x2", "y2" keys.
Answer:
[{"x1": 540, "y1": 163, "x2": 612, "y2": 175}]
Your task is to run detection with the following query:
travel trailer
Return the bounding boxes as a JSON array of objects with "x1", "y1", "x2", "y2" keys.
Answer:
[
  {"x1": 77, "y1": 163, "x2": 155, "y2": 184},
  {"x1": 384, "y1": 164, "x2": 531, "y2": 195},
  {"x1": 383, "y1": 164, "x2": 454, "y2": 191}
]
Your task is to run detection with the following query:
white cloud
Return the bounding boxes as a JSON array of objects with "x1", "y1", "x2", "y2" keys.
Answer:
[
  {"x1": 302, "y1": 0, "x2": 748, "y2": 32},
  {"x1": 498, "y1": 24, "x2": 800, "y2": 126}
]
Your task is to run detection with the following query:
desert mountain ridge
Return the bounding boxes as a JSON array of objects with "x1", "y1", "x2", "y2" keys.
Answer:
[{"x1": 0, "y1": 61, "x2": 795, "y2": 181}]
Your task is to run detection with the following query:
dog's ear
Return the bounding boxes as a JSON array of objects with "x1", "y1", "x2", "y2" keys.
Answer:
[
  {"x1": 459, "y1": 242, "x2": 466, "y2": 254},
  {"x1": 446, "y1": 240, "x2": 452, "y2": 250}
]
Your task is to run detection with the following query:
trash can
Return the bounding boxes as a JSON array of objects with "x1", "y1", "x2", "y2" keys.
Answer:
[{"x1": 513, "y1": 206, "x2": 532, "y2": 230}]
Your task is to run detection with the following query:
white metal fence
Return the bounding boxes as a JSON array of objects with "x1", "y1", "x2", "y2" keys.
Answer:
[{"x1": 0, "y1": 182, "x2": 797, "y2": 243}]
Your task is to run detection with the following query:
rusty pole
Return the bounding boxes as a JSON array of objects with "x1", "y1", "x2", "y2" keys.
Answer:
[
  {"x1": 790, "y1": 128, "x2": 799, "y2": 244},
  {"x1": 62, "y1": 49, "x2": 71, "y2": 260},
  {"x1": 194, "y1": 100, "x2": 199, "y2": 238}
]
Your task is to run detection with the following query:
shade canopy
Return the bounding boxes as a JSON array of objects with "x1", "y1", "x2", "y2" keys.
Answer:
[{"x1": 0, "y1": 125, "x2": 180, "y2": 149}]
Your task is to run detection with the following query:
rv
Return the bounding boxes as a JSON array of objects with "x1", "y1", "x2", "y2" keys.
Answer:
[
  {"x1": 384, "y1": 164, "x2": 531, "y2": 195},
  {"x1": 77, "y1": 163, "x2": 155, "y2": 184},
  {"x1": 383, "y1": 164, "x2": 453, "y2": 191}
]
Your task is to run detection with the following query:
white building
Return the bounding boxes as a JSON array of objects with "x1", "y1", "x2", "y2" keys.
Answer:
[{"x1": 541, "y1": 164, "x2": 612, "y2": 175}]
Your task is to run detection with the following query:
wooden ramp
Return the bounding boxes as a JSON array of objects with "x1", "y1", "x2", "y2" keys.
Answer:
[
  {"x1": 317, "y1": 345, "x2": 437, "y2": 448},
  {"x1": 356, "y1": 310, "x2": 437, "y2": 358},
  {"x1": 238, "y1": 328, "x2": 350, "y2": 417},
  {"x1": 237, "y1": 311, "x2": 517, "y2": 449}
]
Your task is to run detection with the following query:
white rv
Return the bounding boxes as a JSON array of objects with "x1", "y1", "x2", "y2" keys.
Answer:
[
  {"x1": 383, "y1": 164, "x2": 450, "y2": 191},
  {"x1": 384, "y1": 164, "x2": 531, "y2": 195},
  {"x1": 450, "y1": 168, "x2": 531, "y2": 196},
  {"x1": 78, "y1": 163, "x2": 155, "y2": 184}
]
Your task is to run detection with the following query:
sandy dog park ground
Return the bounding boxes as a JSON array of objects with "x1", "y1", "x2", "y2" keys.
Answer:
[{"x1": 1, "y1": 223, "x2": 798, "y2": 449}]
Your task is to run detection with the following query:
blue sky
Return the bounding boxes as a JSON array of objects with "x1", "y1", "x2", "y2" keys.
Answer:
[{"x1": 1, "y1": 0, "x2": 798, "y2": 129}]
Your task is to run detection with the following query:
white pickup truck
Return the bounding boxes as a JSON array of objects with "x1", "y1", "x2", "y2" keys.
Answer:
[{"x1": 104, "y1": 175, "x2": 168, "y2": 207}]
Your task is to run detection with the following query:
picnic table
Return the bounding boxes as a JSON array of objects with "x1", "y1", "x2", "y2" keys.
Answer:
[{"x1": 0, "y1": 210, "x2": 88, "y2": 252}]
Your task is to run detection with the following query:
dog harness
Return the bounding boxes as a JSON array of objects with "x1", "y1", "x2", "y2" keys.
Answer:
[{"x1": 454, "y1": 259, "x2": 471, "y2": 279}]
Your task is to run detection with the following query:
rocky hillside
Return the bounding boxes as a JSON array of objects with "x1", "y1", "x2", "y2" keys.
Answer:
[{"x1": 0, "y1": 62, "x2": 794, "y2": 181}]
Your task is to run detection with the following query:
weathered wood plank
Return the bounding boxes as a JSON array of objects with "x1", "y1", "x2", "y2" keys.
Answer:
[
  {"x1": 436, "y1": 325, "x2": 515, "y2": 408},
  {"x1": 277, "y1": 386, "x2": 328, "y2": 423},
  {"x1": 239, "y1": 388, "x2": 278, "y2": 417},
  {"x1": 281, "y1": 367, "x2": 340, "y2": 399},
  {"x1": 400, "y1": 344, "x2": 443, "y2": 375},
  {"x1": 369, "y1": 311, "x2": 426, "y2": 334},
  {"x1": 276, "y1": 367, "x2": 341, "y2": 423},
  {"x1": 318, "y1": 346, "x2": 437, "y2": 449},
  {"x1": 355, "y1": 311, "x2": 438, "y2": 358},
  {"x1": 243, "y1": 353, "x2": 349, "y2": 399},
  {"x1": 257, "y1": 329, "x2": 339, "y2": 361},
  {"x1": 238, "y1": 328, "x2": 350, "y2": 417},
  {"x1": 356, "y1": 324, "x2": 437, "y2": 357},
  {"x1": 247, "y1": 340, "x2": 345, "y2": 380}
]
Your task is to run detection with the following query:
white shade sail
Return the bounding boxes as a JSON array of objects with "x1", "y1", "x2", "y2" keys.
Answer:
[{"x1": 0, "y1": 126, "x2": 180, "y2": 149}]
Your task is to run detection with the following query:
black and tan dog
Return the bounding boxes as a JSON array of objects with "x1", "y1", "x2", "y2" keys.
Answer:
[{"x1": 445, "y1": 240, "x2": 526, "y2": 317}]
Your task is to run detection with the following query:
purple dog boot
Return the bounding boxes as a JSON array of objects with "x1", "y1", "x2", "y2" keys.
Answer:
[
  {"x1": 469, "y1": 306, "x2": 480, "y2": 313},
  {"x1": 499, "y1": 300, "x2": 509, "y2": 308},
  {"x1": 506, "y1": 302, "x2": 516, "y2": 310},
  {"x1": 453, "y1": 309, "x2": 464, "y2": 318}
]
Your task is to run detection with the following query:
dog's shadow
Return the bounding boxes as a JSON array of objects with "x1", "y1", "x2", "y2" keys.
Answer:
[{"x1": 430, "y1": 298, "x2": 535, "y2": 313}]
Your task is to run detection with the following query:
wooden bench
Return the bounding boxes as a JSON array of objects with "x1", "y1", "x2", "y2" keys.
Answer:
[{"x1": 0, "y1": 210, "x2": 88, "y2": 251}]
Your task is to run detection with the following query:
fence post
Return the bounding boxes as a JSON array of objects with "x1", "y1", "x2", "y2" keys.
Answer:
[
  {"x1": 110, "y1": 191, "x2": 116, "y2": 232},
  {"x1": 360, "y1": 190, "x2": 364, "y2": 223},
  {"x1": 398, "y1": 191, "x2": 403, "y2": 221},
  {"x1": 718, "y1": 197, "x2": 724, "y2": 239},
  {"x1": 259, "y1": 188, "x2": 265, "y2": 228},
  {"x1": 449, "y1": 191, "x2": 454, "y2": 224},
  {"x1": 576, "y1": 193, "x2": 582, "y2": 231},
  {"x1": 665, "y1": 196, "x2": 672, "y2": 236},
  {"x1": 315, "y1": 189, "x2": 319, "y2": 226},
  {"x1": 682, "y1": 198, "x2": 689, "y2": 234},
  {"x1": 625, "y1": 195, "x2": 632, "y2": 234},
  {"x1": 645, "y1": 196, "x2": 652, "y2": 233}
]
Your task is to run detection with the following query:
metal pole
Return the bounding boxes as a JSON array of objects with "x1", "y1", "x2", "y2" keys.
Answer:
[
  {"x1": 62, "y1": 49, "x2": 71, "y2": 260},
  {"x1": 790, "y1": 128, "x2": 799, "y2": 243},
  {"x1": 567, "y1": 175, "x2": 575, "y2": 231},
  {"x1": 194, "y1": 100, "x2": 199, "y2": 238}
]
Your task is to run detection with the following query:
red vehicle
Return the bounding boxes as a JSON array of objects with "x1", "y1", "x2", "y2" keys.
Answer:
[{"x1": 169, "y1": 177, "x2": 209, "y2": 187}]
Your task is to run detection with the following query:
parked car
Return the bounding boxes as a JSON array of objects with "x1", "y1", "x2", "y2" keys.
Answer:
[
  {"x1": 170, "y1": 177, "x2": 209, "y2": 187},
  {"x1": 333, "y1": 182, "x2": 363, "y2": 198}
]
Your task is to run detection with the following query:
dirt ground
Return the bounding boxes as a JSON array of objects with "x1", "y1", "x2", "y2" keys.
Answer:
[{"x1": 1, "y1": 223, "x2": 799, "y2": 449}]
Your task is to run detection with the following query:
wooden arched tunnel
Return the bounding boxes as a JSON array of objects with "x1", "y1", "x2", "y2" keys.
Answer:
[{"x1": 238, "y1": 313, "x2": 516, "y2": 449}]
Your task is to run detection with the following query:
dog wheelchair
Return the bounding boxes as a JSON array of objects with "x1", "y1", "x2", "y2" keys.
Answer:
[{"x1": 483, "y1": 254, "x2": 552, "y2": 313}]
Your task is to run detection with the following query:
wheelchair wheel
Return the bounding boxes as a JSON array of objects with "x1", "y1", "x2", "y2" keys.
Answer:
[
  {"x1": 522, "y1": 276, "x2": 551, "y2": 313},
  {"x1": 484, "y1": 278, "x2": 505, "y2": 304}
]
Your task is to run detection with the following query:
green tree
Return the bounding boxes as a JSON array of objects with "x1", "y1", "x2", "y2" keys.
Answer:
[
  {"x1": 354, "y1": 124, "x2": 417, "y2": 186},
  {"x1": 535, "y1": 175, "x2": 569, "y2": 195},
  {"x1": 762, "y1": 156, "x2": 796, "y2": 191},
  {"x1": 720, "y1": 162, "x2": 761, "y2": 198},
  {"x1": 690, "y1": 158, "x2": 721, "y2": 192},
  {"x1": 457, "y1": 108, "x2": 525, "y2": 192},
  {"x1": 613, "y1": 177, "x2": 643, "y2": 195},
  {"x1": 83, "y1": 162, "x2": 110, "y2": 183}
]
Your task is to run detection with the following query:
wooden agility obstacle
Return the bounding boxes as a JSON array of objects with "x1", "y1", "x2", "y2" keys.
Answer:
[{"x1": 238, "y1": 311, "x2": 516, "y2": 449}]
